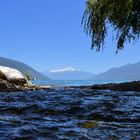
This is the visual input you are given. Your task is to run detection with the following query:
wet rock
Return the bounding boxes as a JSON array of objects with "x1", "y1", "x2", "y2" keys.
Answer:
[
  {"x1": 90, "y1": 81, "x2": 140, "y2": 91},
  {"x1": 67, "y1": 81, "x2": 140, "y2": 91},
  {"x1": 80, "y1": 121, "x2": 98, "y2": 128},
  {"x1": 0, "y1": 79, "x2": 21, "y2": 92},
  {"x1": 0, "y1": 80, "x2": 51, "y2": 92}
]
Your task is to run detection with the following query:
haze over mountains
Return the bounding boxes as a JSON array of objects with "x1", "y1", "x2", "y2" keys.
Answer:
[
  {"x1": 0, "y1": 57, "x2": 48, "y2": 80},
  {"x1": 92, "y1": 62, "x2": 140, "y2": 81},
  {"x1": 43, "y1": 67, "x2": 95, "y2": 80},
  {"x1": 44, "y1": 62, "x2": 140, "y2": 81},
  {"x1": 1, "y1": 57, "x2": 140, "y2": 82}
]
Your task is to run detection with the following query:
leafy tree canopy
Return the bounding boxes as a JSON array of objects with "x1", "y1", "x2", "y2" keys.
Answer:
[{"x1": 82, "y1": 0, "x2": 140, "y2": 52}]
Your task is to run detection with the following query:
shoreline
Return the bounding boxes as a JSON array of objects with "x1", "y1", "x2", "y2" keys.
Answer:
[
  {"x1": 0, "y1": 79, "x2": 51, "y2": 92},
  {"x1": 1, "y1": 80, "x2": 140, "y2": 92},
  {"x1": 67, "y1": 81, "x2": 140, "y2": 92}
]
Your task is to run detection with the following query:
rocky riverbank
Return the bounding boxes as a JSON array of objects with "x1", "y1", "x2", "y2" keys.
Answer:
[
  {"x1": 90, "y1": 81, "x2": 140, "y2": 91},
  {"x1": 68, "y1": 81, "x2": 140, "y2": 92},
  {"x1": 1, "y1": 66, "x2": 140, "y2": 92},
  {"x1": 0, "y1": 66, "x2": 51, "y2": 92},
  {"x1": 0, "y1": 79, "x2": 51, "y2": 92}
]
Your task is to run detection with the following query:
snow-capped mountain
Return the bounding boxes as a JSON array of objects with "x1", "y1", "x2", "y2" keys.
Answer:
[
  {"x1": 50, "y1": 67, "x2": 79, "y2": 73},
  {"x1": 43, "y1": 67, "x2": 95, "y2": 80}
]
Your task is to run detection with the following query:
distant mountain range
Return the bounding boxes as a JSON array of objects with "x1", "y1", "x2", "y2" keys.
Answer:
[
  {"x1": 92, "y1": 62, "x2": 140, "y2": 81},
  {"x1": 2, "y1": 57, "x2": 140, "y2": 82},
  {"x1": 43, "y1": 67, "x2": 95, "y2": 80},
  {"x1": 0, "y1": 57, "x2": 48, "y2": 80}
]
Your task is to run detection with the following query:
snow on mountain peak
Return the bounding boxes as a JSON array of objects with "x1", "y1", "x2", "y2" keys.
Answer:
[{"x1": 50, "y1": 67, "x2": 80, "y2": 73}]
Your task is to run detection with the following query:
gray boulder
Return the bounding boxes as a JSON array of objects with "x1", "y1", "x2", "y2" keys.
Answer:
[{"x1": 0, "y1": 66, "x2": 27, "y2": 86}]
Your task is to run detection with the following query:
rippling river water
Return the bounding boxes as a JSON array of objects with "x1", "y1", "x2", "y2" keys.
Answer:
[{"x1": 0, "y1": 88, "x2": 140, "y2": 140}]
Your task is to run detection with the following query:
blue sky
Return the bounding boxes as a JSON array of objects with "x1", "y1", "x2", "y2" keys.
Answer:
[{"x1": 0, "y1": 0, "x2": 140, "y2": 74}]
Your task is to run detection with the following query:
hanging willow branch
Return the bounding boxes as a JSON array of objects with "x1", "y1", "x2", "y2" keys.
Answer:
[{"x1": 82, "y1": 0, "x2": 140, "y2": 52}]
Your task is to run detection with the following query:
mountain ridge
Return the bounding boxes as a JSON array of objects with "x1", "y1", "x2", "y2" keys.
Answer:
[
  {"x1": 44, "y1": 67, "x2": 95, "y2": 80},
  {"x1": 0, "y1": 57, "x2": 48, "y2": 80},
  {"x1": 92, "y1": 61, "x2": 140, "y2": 81}
]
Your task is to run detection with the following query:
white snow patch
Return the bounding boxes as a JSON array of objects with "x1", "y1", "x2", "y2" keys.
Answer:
[{"x1": 50, "y1": 67, "x2": 80, "y2": 73}]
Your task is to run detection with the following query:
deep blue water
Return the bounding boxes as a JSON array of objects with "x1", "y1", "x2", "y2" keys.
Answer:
[{"x1": 0, "y1": 80, "x2": 140, "y2": 139}]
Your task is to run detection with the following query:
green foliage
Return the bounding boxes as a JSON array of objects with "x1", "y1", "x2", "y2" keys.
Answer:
[
  {"x1": 82, "y1": 0, "x2": 140, "y2": 52},
  {"x1": 25, "y1": 73, "x2": 31, "y2": 81}
]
